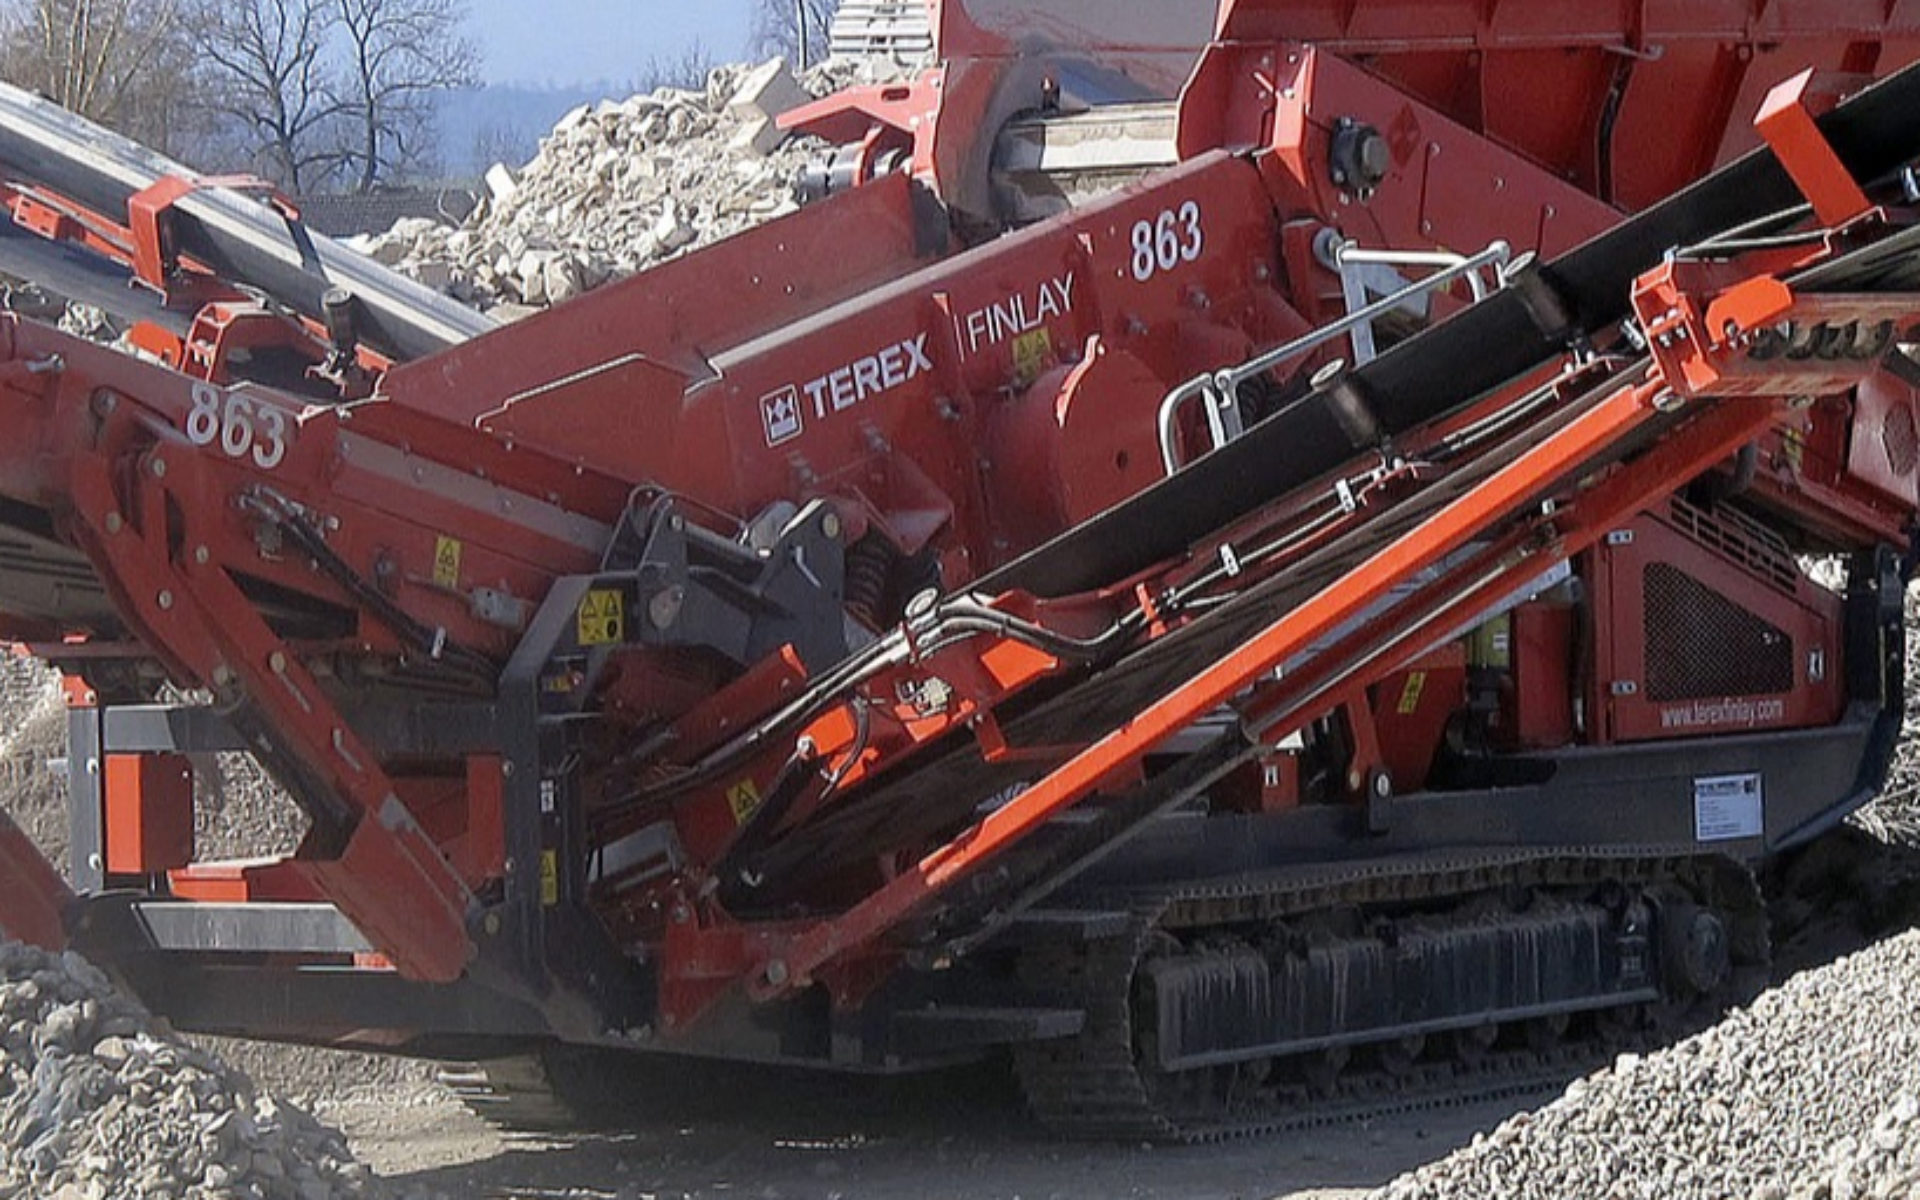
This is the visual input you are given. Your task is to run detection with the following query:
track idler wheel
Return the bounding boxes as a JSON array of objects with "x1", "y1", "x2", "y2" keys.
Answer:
[
  {"x1": 1449, "y1": 1023, "x2": 1498, "y2": 1066},
  {"x1": 1659, "y1": 902, "x2": 1732, "y2": 998},
  {"x1": 1296, "y1": 1045, "x2": 1350, "y2": 1096},
  {"x1": 1375, "y1": 1034, "x2": 1426, "y2": 1077}
]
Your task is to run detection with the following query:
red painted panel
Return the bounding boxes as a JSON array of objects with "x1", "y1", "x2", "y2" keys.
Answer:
[
  {"x1": 104, "y1": 753, "x2": 194, "y2": 876},
  {"x1": 1509, "y1": 604, "x2": 1577, "y2": 750},
  {"x1": 1600, "y1": 511, "x2": 1844, "y2": 744}
]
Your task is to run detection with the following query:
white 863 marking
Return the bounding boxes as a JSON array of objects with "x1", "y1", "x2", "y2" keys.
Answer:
[
  {"x1": 1129, "y1": 200, "x2": 1204, "y2": 283},
  {"x1": 185, "y1": 383, "x2": 290, "y2": 470}
]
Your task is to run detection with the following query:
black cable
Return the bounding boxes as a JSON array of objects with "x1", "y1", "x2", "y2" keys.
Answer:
[
  {"x1": 1673, "y1": 202, "x2": 1816, "y2": 259},
  {"x1": 599, "y1": 594, "x2": 1141, "y2": 819},
  {"x1": 245, "y1": 491, "x2": 498, "y2": 679}
]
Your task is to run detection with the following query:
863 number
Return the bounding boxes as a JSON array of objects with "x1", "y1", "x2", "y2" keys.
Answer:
[
  {"x1": 184, "y1": 383, "x2": 290, "y2": 470},
  {"x1": 1129, "y1": 201, "x2": 1205, "y2": 282}
]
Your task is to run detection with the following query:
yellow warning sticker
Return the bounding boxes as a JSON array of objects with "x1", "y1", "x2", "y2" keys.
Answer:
[
  {"x1": 1396, "y1": 671, "x2": 1428, "y2": 716},
  {"x1": 1012, "y1": 327, "x2": 1053, "y2": 384},
  {"x1": 1781, "y1": 426, "x2": 1806, "y2": 473},
  {"x1": 576, "y1": 589, "x2": 625, "y2": 646},
  {"x1": 433, "y1": 536, "x2": 462, "y2": 589},
  {"x1": 539, "y1": 849, "x2": 559, "y2": 907},
  {"x1": 727, "y1": 779, "x2": 763, "y2": 825}
]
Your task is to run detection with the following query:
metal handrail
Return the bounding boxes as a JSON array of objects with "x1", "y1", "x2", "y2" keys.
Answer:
[
  {"x1": 1335, "y1": 244, "x2": 1496, "y2": 302},
  {"x1": 1156, "y1": 239, "x2": 1512, "y2": 475}
]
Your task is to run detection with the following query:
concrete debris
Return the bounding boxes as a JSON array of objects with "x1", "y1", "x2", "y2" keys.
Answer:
[
  {"x1": 0, "y1": 940, "x2": 371, "y2": 1199},
  {"x1": 1374, "y1": 929, "x2": 1920, "y2": 1200},
  {"x1": 482, "y1": 162, "x2": 519, "y2": 205},
  {"x1": 55, "y1": 304, "x2": 119, "y2": 343},
  {"x1": 353, "y1": 56, "x2": 916, "y2": 311},
  {"x1": 728, "y1": 57, "x2": 815, "y2": 126}
]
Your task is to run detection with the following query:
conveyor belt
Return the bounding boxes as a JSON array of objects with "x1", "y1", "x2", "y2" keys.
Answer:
[
  {"x1": 0, "y1": 83, "x2": 493, "y2": 362},
  {"x1": 0, "y1": 219, "x2": 189, "y2": 335},
  {"x1": 983, "y1": 60, "x2": 1920, "y2": 601}
]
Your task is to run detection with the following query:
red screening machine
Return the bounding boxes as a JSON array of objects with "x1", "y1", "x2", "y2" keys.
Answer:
[{"x1": 1, "y1": 0, "x2": 1919, "y2": 1138}]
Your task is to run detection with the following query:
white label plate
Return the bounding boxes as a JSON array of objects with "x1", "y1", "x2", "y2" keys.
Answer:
[{"x1": 1694, "y1": 773, "x2": 1764, "y2": 842}]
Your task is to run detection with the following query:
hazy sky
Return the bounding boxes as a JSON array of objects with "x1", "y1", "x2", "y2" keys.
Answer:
[{"x1": 468, "y1": 0, "x2": 758, "y2": 85}]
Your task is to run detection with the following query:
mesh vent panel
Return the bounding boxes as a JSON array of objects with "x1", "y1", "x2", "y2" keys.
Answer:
[
  {"x1": 1883, "y1": 402, "x2": 1919, "y2": 477},
  {"x1": 1643, "y1": 563, "x2": 1794, "y2": 701}
]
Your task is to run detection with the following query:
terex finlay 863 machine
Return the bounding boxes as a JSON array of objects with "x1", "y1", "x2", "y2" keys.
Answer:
[{"x1": 2, "y1": 0, "x2": 1920, "y2": 1139}]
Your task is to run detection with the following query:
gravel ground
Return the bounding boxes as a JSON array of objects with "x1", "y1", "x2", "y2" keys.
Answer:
[
  {"x1": 0, "y1": 941, "x2": 369, "y2": 1200},
  {"x1": 1373, "y1": 930, "x2": 1920, "y2": 1200}
]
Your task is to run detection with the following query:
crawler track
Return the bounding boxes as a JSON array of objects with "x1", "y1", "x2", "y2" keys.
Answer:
[
  {"x1": 448, "y1": 850, "x2": 1767, "y2": 1142},
  {"x1": 1013, "y1": 850, "x2": 1767, "y2": 1142}
]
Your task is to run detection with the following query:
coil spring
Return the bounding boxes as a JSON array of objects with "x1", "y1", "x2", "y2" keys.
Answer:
[
  {"x1": 844, "y1": 536, "x2": 896, "y2": 628},
  {"x1": 1748, "y1": 319, "x2": 1894, "y2": 363}
]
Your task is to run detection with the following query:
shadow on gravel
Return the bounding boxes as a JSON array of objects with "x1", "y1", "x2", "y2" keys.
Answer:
[
  {"x1": 1768, "y1": 825, "x2": 1920, "y2": 978},
  {"x1": 378, "y1": 1057, "x2": 1549, "y2": 1200}
]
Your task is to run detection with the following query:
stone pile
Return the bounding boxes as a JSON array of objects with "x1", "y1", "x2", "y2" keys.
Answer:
[
  {"x1": 0, "y1": 940, "x2": 370, "y2": 1200},
  {"x1": 354, "y1": 56, "x2": 909, "y2": 313},
  {"x1": 1854, "y1": 589, "x2": 1920, "y2": 846},
  {"x1": 1817, "y1": 1093, "x2": 1920, "y2": 1200},
  {"x1": 0, "y1": 655, "x2": 72, "y2": 868},
  {"x1": 1373, "y1": 929, "x2": 1920, "y2": 1200}
]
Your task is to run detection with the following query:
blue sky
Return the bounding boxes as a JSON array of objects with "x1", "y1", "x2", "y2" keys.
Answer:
[{"x1": 468, "y1": 0, "x2": 757, "y2": 85}]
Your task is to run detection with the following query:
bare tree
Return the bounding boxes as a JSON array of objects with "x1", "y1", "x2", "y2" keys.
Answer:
[
  {"x1": 469, "y1": 118, "x2": 534, "y2": 173},
  {"x1": 0, "y1": 0, "x2": 207, "y2": 153},
  {"x1": 752, "y1": 0, "x2": 838, "y2": 69},
  {"x1": 194, "y1": 0, "x2": 350, "y2": 192},
  {"x1": 632, "y1": 38, "x2": 714, "y2": 95},
  {"x1": 335, "y1": 0, "x2": 477, "y2": 193}
]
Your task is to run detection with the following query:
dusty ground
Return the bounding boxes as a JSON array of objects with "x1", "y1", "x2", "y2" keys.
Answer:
[{"x1": 326, "y1": 1066, "x2": 1545, "y2": 1200}]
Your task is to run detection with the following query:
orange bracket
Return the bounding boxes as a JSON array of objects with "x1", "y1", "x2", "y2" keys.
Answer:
[
  {"x1": 1755, "y1": 69, "x2": 1873, "y2": 229},
  {"x1": 127, "y1": 173, "x2": 296, "y2": 295}
]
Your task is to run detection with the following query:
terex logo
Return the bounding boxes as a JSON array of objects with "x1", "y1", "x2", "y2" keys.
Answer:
[
  {"x1": 760, "y1": 385, "x2": 803, "y2": 447},
  {"x1": 758, "y1": 334, "x2": 934, "y2": 448},
  {"x1": 804, "y1": 335, "x2": 933, "y2": 419}
]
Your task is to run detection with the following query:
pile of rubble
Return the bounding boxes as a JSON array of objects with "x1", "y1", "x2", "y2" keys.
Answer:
[
  {"x1": 1373, "y1": 929, "x2": 1920, "y2": 1200},
  {"x1": 355, "y1": 57, "x2": 900, "y2": 313},
  {"x1": 0, "y1": 940, "x2": 370, "y2": 1200},
  {"x1": 1853, "y1": 591, "x2": 1920, "y2": 846}
]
